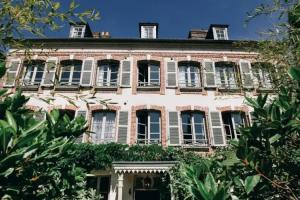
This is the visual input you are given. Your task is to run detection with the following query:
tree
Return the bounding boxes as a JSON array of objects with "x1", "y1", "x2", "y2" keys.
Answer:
[
  {"x1": 0, "y1": 0, "x2": 99, "y2": 55},
  {"x1": 0, "y1": 0, "x2": 100, "y2": 199}
]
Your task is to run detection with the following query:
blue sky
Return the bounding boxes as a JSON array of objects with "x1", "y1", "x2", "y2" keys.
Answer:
[{"x1": 47, "y1": 0, "x2": 276, "y2": 40}]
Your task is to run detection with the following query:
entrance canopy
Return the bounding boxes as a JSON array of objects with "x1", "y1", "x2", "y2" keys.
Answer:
[{"x1": 112, "y1": 161, "x2": 177, "y2": 173}]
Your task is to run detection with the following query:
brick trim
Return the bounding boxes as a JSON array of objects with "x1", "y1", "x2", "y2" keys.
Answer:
[{"x1": 216, "y1": 105, "x2": 249, "y2": 113}]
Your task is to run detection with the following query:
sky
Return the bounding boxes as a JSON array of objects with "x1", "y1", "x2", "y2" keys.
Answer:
[{"x1": 45, "y1": 0, "x2": 276, "y2": 40}]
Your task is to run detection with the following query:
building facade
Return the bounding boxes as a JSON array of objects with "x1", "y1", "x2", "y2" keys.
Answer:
[{"x1": 3, "y1": 23, "x2": 272, "y2": 200}]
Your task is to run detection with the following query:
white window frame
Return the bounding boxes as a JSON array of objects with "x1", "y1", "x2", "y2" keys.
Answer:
[
  {"x1": 252, "y1": 65, "x2": 272, "y2": 88},
  {"x1": 23, "y1": 60, "x2": 45, "y2": 86},
  {"x1": 138, "y1": 63, "x2": 160, "y2": 87},
  {"x1": 91, "y1": 111, "x2": 116, "y2": 143},
  {"x1": 136, "y1": 111, "x2": 161, "y2": 144},
  {"x1": 215, "y1": 64, "x2": 237, "y2": 88},
  {"x1": 180, "y1": 112, "x2": 207, "y2": 145},
  {"x1": 223, "y1": 112, "x2": 246, "y2": 142},
  {"x1": 4, "y1": 59, "x2": 21, "y2": 87},
  {"x1": 141, "y1": 26, "x2": 156, "y2": 39},
  {"x1": 213, "y1": 27, "x2": 228, "y2": 40},
  {"x1": 70, "y1": 25, "x2": 86, "y2": 38},
  {"x1": 178, "y1": 64, "x2": 200, "y2": 87},
  {"x1": 59, "y1": 60, "x2": 82, "y2": 86},
  {"x1": 97, "y1": 62, "x2": 119, "y2": 87}
]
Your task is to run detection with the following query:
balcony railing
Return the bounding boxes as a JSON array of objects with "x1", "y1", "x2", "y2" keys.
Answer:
[
  {"x1": 91, "y1": 138, "x2": 116, "y2": 144},
  {"x1": 181, "y1": 139, "x2": 208, "y2": 146},
  {"x1": 178, "y1": 80, "x2": 201, "y2": 88},
  {"x1": 217, "y1": 82, "x2": 239, "y2": 90},
  {"x1": 136, "y1": 138, "x2": 161, "y2": 145},
  {"x1": 138, "y1": 81, "x2": 160, "y2": 87},
  {"x1": 96, "y1": 80, "x2": 118, "y2": 87}
]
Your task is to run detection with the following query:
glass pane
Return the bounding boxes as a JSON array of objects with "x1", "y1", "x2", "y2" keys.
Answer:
[
  {"x1": 104, "y1": 112, "x2": 116, "y2": 140},
  {"x1": 24, "y1": 66, "x2": 34, "y2": 82},
  {"x1": 72, "y1": 72, "x2": 81, "y2": 83},
  {"x1": 60, "y1": 72, "x2": 70, "y2": 83},
  {"x1": 181, "y1": 113, "x2": 191, "y2": 124},
  {"x1": 150, "y1": 112, "x2": 160, "y2": 123},
  {"x1": 92, "y1": 112, "x2": 104, "y2": 140},
  {"x1": 150, "y1": 123, "x2": 160, "y2": 133},
  {"x1": 86, "y1": 177, "x2": 97, "y2": 190},
  {"x1": 34, "y1": 71, "x2": 43, "y2": 83},
  {"x1": 194, "y1": 113, "x2": 204, "y2": 124},
  {"x1": 194, "y1": 124, "x2": 204, "y2": 135},
  {"x1": 99, "y1": 176, "x2": 110, "y2": 192}
]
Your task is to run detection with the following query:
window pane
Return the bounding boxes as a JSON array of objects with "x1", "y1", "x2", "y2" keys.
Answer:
[
  {"x1": 72, "y1": 72, "x2": 81, "y2": 84},
  {"x1": 92, "y1": 112, "x2": 104, "y2": 141},
  {"x1": 60, "y1": 72, "x2": 70, "y2": 83},
  {"x1": 86, "y1": 177, "x2": 97, "y2": 190},
  {"x1": 194, "y1": 113, "x2": 204, "y2": 124},
  {"x1": 150, "y1": 123, "x2": 160, "y2": 133},
  {"x1": 181, "y1": 113, "x2": 191, "y2": 124},
  {"x1": 150, "y1": 112, "x2": 160, "y2": 123},
  {"x1": 104, "y1": 112, "x2": 116, "y2": 140},
  {"x1": 24, "y1": 66, "x2": 34, "y2": 83}
]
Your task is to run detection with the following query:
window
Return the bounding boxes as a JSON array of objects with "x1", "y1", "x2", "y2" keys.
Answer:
[
  {"x1": 138, "y1": 61, "x2": 160, "y2": 87},
  {"x1": 181, "y1": 111, "x2": 207, "y2": 145},
  {"x1": 71, "y1": 26, "x2": 85, "y2": 38},
  {"x1": 141, "y1": 26, "x2": 156, "y2": 39},
  {"x1": 5, "y1": 61, "x2": 20, "y2": 86},
  {"x1": 222, "y1": 111, "x2": 247, "y2": 142},
  {"x1": 86, "y1": 176, "x2": 110, "y2": 200},
  {"x1": 252, "y1": 63, "x2": 273, "y2": 89},
  {"x1": 23, "y1": 60, "x2": 45, "y2": 86},
  {"x1": 178, "y1": 61, "x2": 201, "y2": 88},
  {"x1": 214, "y1": 28, "x2": 228, "y2": 40},
  {"x1": 215, "y1": 62, "x2": 238, "y2": 88},
  {"x1": 59, "y1": 60, "x2": 82, "y2": 85},
  {"x1": 92, "y1": 111, "x2": 116, "y2": 143},
  {"x1": 137, "y1": 110, "x2": 161, "y2": 144},
  {"x1": 97, "y1": 60, "x2": 119, "y2": 86}
]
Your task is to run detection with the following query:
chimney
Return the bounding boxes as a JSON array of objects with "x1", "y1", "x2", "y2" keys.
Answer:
[
  {"x1": 188, "y1": 29, "x2": 208, "y2": 40},
  {"x1": 92, "y1": 32, "x2": 100, "y2": 38},
  {"x1": 101, "y1": 32, "x2": 110, "y2": 39}
]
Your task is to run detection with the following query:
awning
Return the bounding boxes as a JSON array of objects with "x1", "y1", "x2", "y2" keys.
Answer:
[{"x1": 112, "y1": 161, "x2": 178, "y2": 174}]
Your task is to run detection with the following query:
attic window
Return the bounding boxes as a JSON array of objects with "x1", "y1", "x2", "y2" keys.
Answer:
[
  {"x1": 70, "y1": 25, "x2": 85, "y2": 38},
  {"x1": 141, "y1": 26, "x2": 157, "y2": 39},
  {"x1": 213, "y1": 28, "x2": 228, "y2": 40}
]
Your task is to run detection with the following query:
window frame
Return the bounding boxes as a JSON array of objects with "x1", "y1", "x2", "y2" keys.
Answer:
[
  {"x1": 251, "y1": 63, "x2": 273, "y2": 89},
  {"x1": 222, "y1": 111, "x2": 247, "y2": 142},
  {"x1": 136, "y1": 110, "x2": 161, "y2": 144},
  {"x1": 91, "y1": 111, "x2": 117, "y2": 143},
  {"x1": 4, "y1": 59, "x2": 21, "y2": 87},
  {"x1": 137, "y1": 61, "x2": 160, "y2": 87},
  {"x1": 215, "y1": 62, "x2": 238, "y2": 89},
  {"x1": 23, "y1": 60, "x2": 45, "y2": 86},
  {"x1": 96, "y1": 60, "x2": 119, "y2": 87},
  {"x1": 86, "y1": 175, "x2": 111, "y2": 200},
  {"x1": 59, "y1": 60, "x2": 83, "y2": 86},
  {"x1": 178, "y1": 61, "x2": 201, "y2": 88},
  {"x1": 180, "y1": 111, "x2": 207, "y2": 145},
  {"x1": 213, "y1": 27, "x2": 228, "y2": 40},
  {"x1": 70, "y1": 25, "x2": 86, "y2": 38},
  {"x1": 141, "y1": 26, "x2": 156, "y2": 39}
]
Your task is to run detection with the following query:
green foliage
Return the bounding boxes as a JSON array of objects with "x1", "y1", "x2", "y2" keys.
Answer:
[
  {"x1": 0, "y1": 87, "x2": 88, "y2": 199},
  {"x1": 0, "y1": 0, "x2": 100, "y2": 55}
]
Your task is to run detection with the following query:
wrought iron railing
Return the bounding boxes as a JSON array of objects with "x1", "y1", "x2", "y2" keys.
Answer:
[
  {"x1": 178, "y1": 80, "x2": 201, "y2": 88},
  {"x1": 136, "y1": 138, "x2": 161, "y2": 145},
  {"x1": 181, "y1": 139, "x2": 208, "y2": 146}
]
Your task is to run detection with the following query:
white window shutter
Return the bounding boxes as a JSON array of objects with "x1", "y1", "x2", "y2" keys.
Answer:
[
  {"x1": 204, "y1": 61, "x2": 216, "y2": 87},
  {"x1": 166, "y1": 61, "x2": 177, "y2": 87},
  {"x1": 210, "y1": 111, "x2": 226, "y2": 146},
  {"x1": 5, "y1": 60, "x2": 21, "y2": 87},
  {"x1": 81, "y1": 59, "x2": 93, "y2": 86},
  {"x1": 168, "y1": 111, "x2": 180, "y2": 145},
  {"x1": 117, "y1": 111, "x2": 128, "y2": 144},
  {"x1": 42, "y1": 59, "x2": 57, "y2": 86},
  {"x1": 240, "y1": 61, "x2": 253, "y2": 88},
  {"x1": 75, "y1": 110, "x2": 87, "y2": 143},
  {"x1": 120, "y1": 60, "x2": 131, "y2": 87}
]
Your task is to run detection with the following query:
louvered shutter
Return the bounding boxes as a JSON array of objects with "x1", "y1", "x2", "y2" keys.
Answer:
[
  {"x1": 75, "y1": 110, "x2": 87, "y2": 143},
  {"x1": 240, "y1": 61, "x2": 253, "y2": 88},
  {"x1": 42, "y1": 59, "x2": 57, "y2": 86},
  {"x1": 81, "y1": 60, "x2": 93, "y2": 86},
  {"x1": 204, "y1": 61, "x2": 216, "y2": 87},
  {"x1": 5, "y1": 61, "x2": 20, "y2": 86},
  {"x1": 166, "y1": 61, "x2": 177, "y2": 87},
  {"x1": 169, "y1": 111, "x2": 180, "y2": 145},
  {"x1": 210, "y1": 111, "x2": 226, "y2": 146},
  {"x1": 117, "y1": 111, "x2": 128, "y2": 144},
  {"x1": 120, "y1": 60, "x2": 131, "y2": 87}
]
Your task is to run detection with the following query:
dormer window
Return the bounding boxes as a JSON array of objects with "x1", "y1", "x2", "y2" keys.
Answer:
[
  {"x1": 70, "y1": 25, "x2": 85, "y2": 38},
  {"x1": 213, "y1": 27, "x2": 228, "y2": 40},
  {"x1": 140, "y1": 23, "x2": 158, "y2": 39}
]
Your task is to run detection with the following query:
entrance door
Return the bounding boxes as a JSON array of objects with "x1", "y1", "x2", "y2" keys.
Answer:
[{"x1": 135, "y1": 190, "x2": 160, "y2": 200}]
